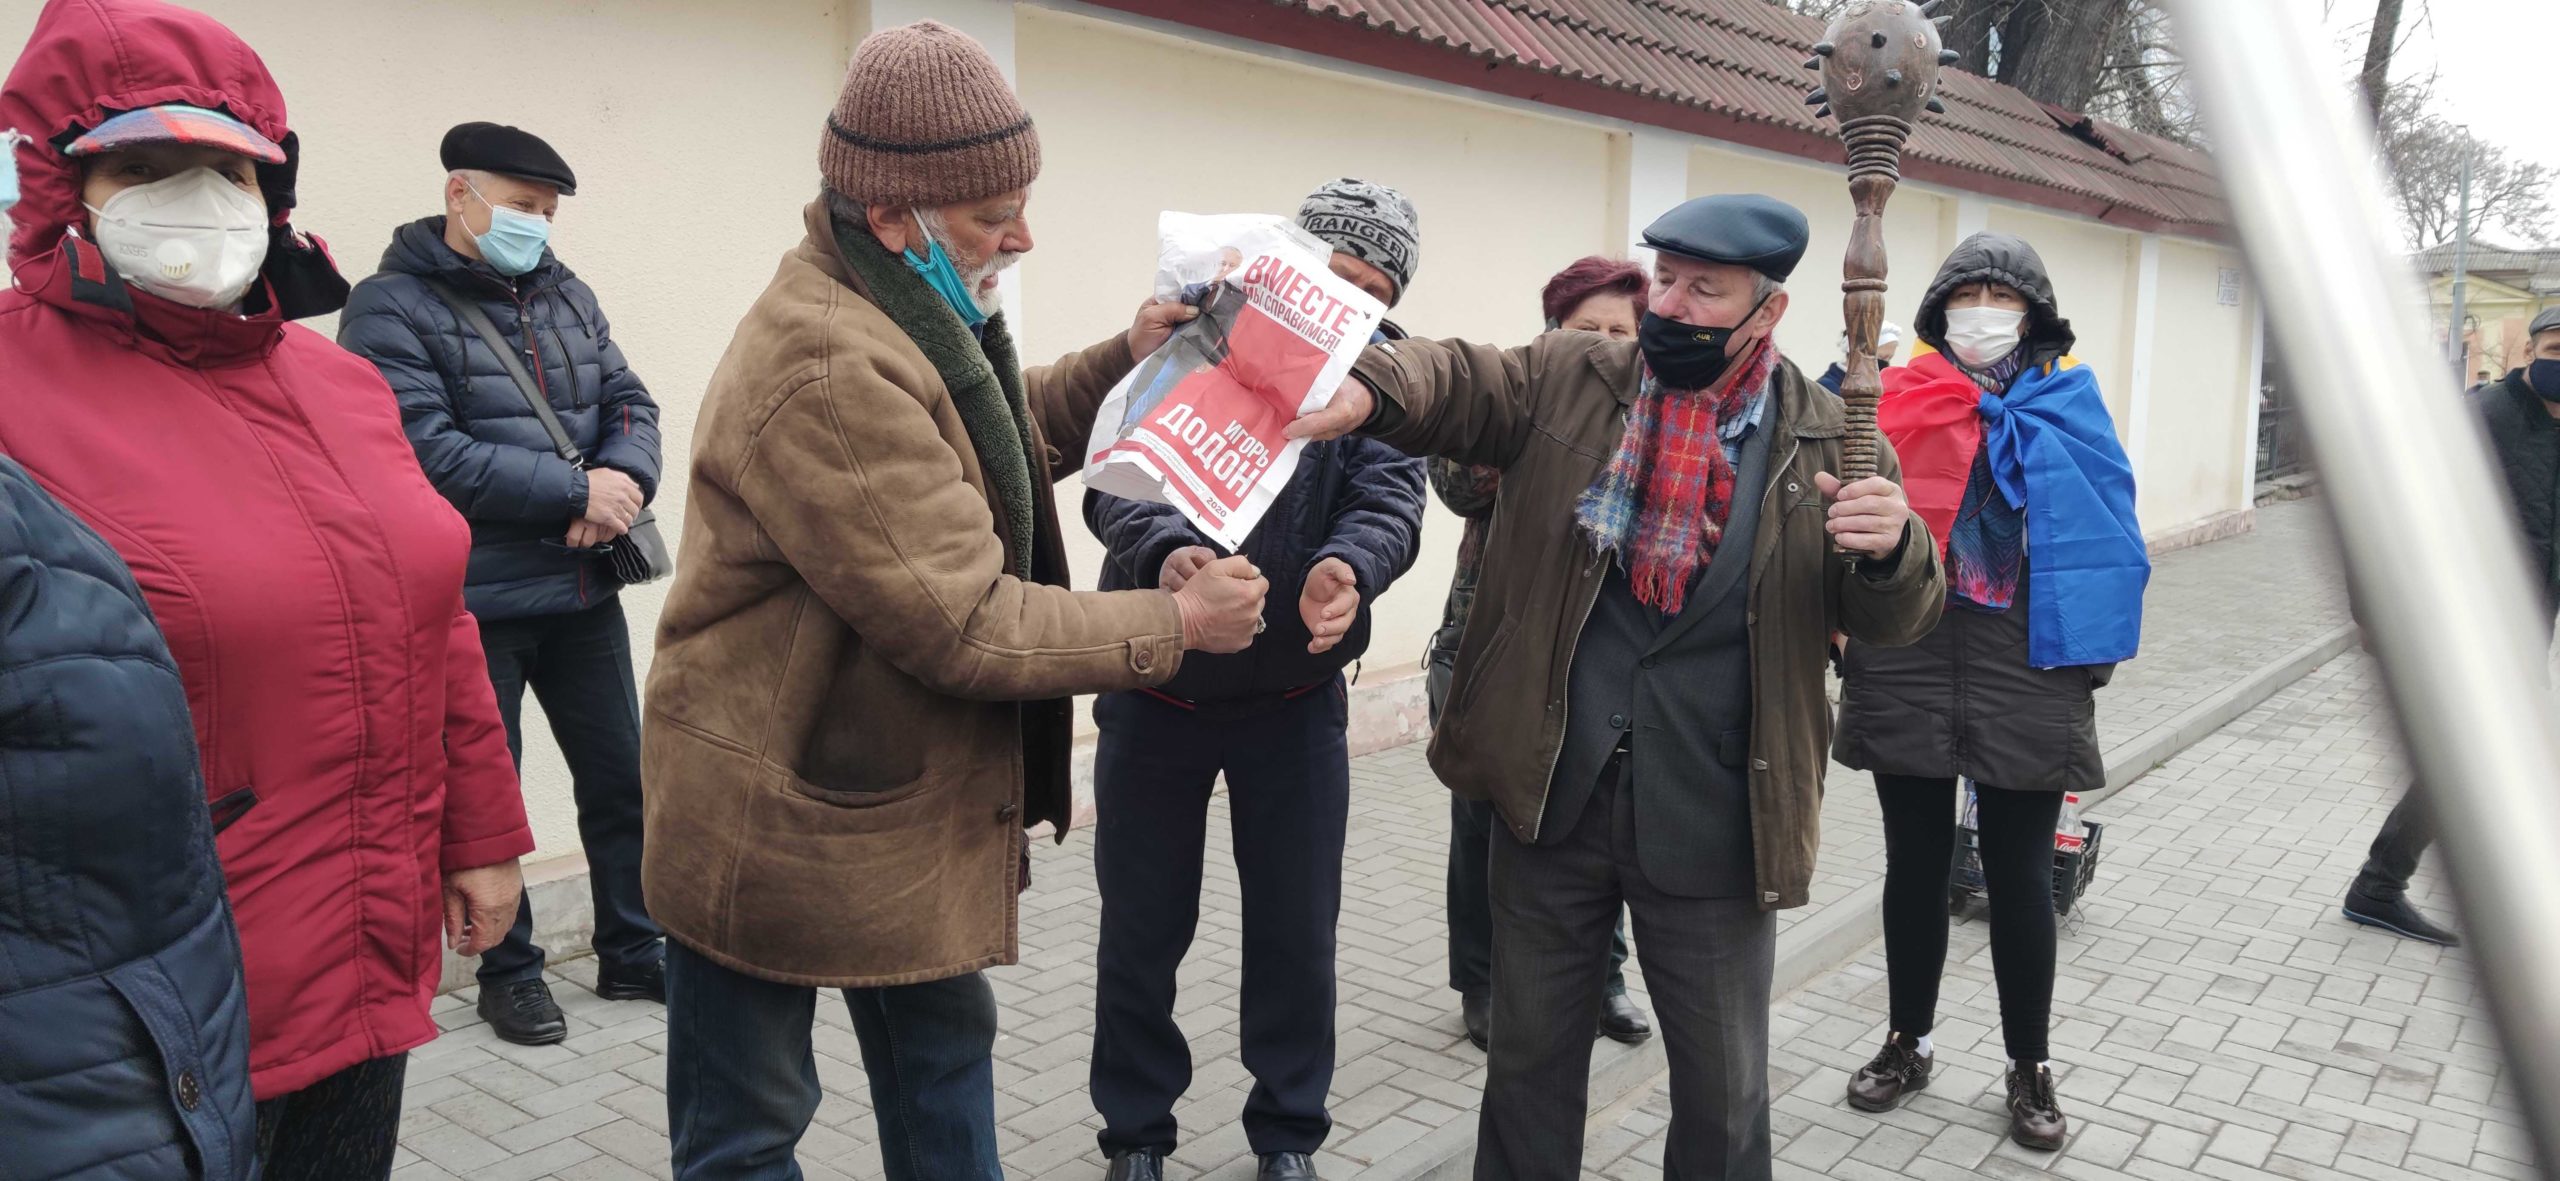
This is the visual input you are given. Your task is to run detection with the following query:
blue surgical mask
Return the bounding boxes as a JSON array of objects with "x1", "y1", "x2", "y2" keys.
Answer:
[
  {"x1": 0, "y1": 130, "x2": 23, "y2": 214},
  {"x1": 466, "y1": 180, "x2": 550, "y2": 277},
  {"x1": 903, "y1": 212, "x2": 989, "y2": 329}
]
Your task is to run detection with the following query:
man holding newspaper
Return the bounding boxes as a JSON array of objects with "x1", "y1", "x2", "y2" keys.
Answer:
[
  {"x1": 1082, "y1": 181, "x2": 1430, "y2": 1181},
  {"x1": 1290, "y1": 193, "x2": 1947, "y2": 1181},
  {"x1": 638, "y1": 22, "x2": 1268, "y2": 1181}
]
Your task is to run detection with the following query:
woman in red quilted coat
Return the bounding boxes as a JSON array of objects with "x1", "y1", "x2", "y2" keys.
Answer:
[{"x1": 0, "y1": 2, "x2": 534, "y2": 1176}]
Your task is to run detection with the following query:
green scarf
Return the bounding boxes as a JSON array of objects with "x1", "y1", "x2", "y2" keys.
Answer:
[{"x1": 831, "y1": 214, "x2": 1038, "y2": 578}]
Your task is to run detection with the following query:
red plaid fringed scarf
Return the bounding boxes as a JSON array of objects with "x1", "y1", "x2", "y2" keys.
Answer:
[{"x1": 1574, "y1": 338, "x2": 1782, "y2": 615}]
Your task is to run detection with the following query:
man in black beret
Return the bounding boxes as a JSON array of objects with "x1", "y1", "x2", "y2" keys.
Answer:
[
  {"x1": 339, "y1": 122, "x2": 666, "y2": 1046},
  {"x1": 1292, "y1": 193, "x2": 1946, "y2": 1180}
]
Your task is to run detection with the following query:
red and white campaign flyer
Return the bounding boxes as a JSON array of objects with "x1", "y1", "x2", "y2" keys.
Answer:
[{"x1": 1083, "y1": 213, "x2": 1386, "y2": 550}]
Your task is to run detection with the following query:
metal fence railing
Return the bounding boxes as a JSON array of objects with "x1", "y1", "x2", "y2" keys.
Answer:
[{"x1": 2167, "y1": 1, "x2": 2560, "y2": 1171}]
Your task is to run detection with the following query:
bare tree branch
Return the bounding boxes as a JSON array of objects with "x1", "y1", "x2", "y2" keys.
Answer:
[
  {"x1": 2359, "y1": 0, "x2": 2406, "y2": 125},
  {"x1": 2377, "y1": 90, "x2": 2558, "y2": 248}
]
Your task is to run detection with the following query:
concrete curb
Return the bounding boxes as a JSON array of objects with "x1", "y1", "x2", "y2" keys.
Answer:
[
  {"x1": 1354, "y1": 621, "x2": 2361, "y2": 1181},
  {"x1": 2081, "y1": 623, "x2": 2359, "y2": 810}
]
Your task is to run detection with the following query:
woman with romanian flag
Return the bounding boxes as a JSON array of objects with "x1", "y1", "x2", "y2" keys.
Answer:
[{"x1": 1830, "y1": 233, "x2": 2149, "y2": 1152}]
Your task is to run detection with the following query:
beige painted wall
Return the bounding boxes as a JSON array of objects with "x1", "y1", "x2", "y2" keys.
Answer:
[
  {"x1": 1988, "y1": 205, "x2": 2137, "y2": 427},
  {"x1": 0, "y1": 0, "x2": 861, "y2": 865},
  {"x1": 4, "y1": 0, "x2": 2262, "y2": 872},
  {"x1": 2146, "y1": 238, "x2": 2257, "y2": 529},
  {"x1": 1015, "y1": 7, "x2": 1620, "y2": 728},
  {"x1": 1689, "y1": 142, "x2": 1950, "y2": 370}
]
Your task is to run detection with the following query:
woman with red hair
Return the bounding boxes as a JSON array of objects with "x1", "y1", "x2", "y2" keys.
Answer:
[{"x1": 1426, "y1": 256, "x2": 1653, "y2": 1053}]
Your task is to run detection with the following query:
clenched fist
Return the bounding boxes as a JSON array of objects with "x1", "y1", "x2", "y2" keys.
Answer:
[
  {"x1": 1160, "y1": 545, "x2": 1216, "y2": 593},
  {"x1": 1817, "y1": 472, "x2": 1914, "y2": 560},
  {"x1": 1300, "y1": 557, "x2": 1361, "y2": 655},
  {"x1": 583, "y1": 467, "x2": 645, "y2": 533},
  {"x1": 1171, "y1": 555, "x2": 1269, "y2": 654}
]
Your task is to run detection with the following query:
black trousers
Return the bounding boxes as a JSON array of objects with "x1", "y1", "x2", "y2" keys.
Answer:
[
  {"x1": 1089, "y1": 684, "x2": 1350, "y2": 1158},
  {"x1": 1448, "y1": 796, "x2": 1634, "y2": 999},
  {"x1": 2355, "y1": 790, "x2": 2435, "y2": 898},
  {"x1": 1448, "y1": 797, "x2": 1632, "y2": 999},
  {"x1": 1874, "y1": 774, "x2": 2063, "y2": 1064},
  {"x1": 1431, "y1": 648, "x2": 1630, "y2": 1000},
  {"x1": 254, "y1": 1053, "x2": 408, "y2": 1181},
  {"x1": 1477, "y1": 756, "x2": 1775, "y2": 1181},
  {"x1": 474, "y1": 597, "x2": 663, "y2": 984}
]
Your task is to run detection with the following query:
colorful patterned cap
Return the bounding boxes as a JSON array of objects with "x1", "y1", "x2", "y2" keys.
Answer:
[{"x1": 65, "y1": 104, "x2": 284, "y2": 164}]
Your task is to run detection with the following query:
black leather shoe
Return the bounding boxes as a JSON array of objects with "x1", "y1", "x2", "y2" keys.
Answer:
[
  {"x1": 1257, "y1": 1152, "x2": 1320, "y2": 1181},
  {"x1": 595, "y1": 958, "x2": 666, "y2": 1004},
  {"x1": 1597, "y1": 992, "x2": 1652, "y2": 1045},
  {"x1": 2343, "y1": 887, "x2": 2461, "y2": 946},
  {"x1": 1460, "y1": 992, "x2": 1490, "y2": 1052},
  {"x1": 1104, "y1": 1150, "x2": 1164, "y2": 1181},
  {"x1": 2006, "y1": 1061, "x2": 2068, "y2": 1151},
  {"x1": 1846, "y1": 1032, "x2": 1931, "y2": 1112},
  {"x1": 477, "y1": 978, "x2": 567, "y2": 1046}
]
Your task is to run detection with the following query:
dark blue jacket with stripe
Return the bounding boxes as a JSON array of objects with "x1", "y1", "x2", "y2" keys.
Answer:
[
  {"x1": 339, "y1": 217, "x2": 663, "y2": 622},
  {"x1": 1087, "y1": 435, "x2": 1426, "y2": 704},
  {"x1": 0, "y1": 455, "x2": 255, "y2": 1180}
]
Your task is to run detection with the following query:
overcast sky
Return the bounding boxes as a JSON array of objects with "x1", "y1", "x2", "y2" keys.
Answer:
[{"x1": 2300, "y1": 0, "x2": 2560, "y2": 179}]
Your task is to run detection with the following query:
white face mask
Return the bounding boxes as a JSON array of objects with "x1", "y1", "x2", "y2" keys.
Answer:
[
  {"x1": 87, "y1": 167, "x2": 271, "y2": 309},
  {"x1": 1943, "y1": 305, "x2": 2027, "y2": 369}
]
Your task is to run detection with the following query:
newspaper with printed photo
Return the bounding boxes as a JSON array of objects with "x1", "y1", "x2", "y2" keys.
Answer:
[{"x1": 1083, "y1": 212, "x2": 1387, "y2": 550}]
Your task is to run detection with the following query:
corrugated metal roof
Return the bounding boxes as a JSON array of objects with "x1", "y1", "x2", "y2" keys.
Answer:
[
  {"x1": 1113, "y1": 0, "x2": 2229, "y2": 235},
  {"x1": 2413, "y1": 242, "x2": 2560, "y2": 279}
]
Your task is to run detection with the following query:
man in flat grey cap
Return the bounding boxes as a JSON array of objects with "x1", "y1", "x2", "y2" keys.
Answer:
[
  {"x1": 2341, "y1": 304, "x2": 2560, "y2": 947},
  {"x1": 1291, "y1": 193, "x2": 1945, "y2": 1180}
]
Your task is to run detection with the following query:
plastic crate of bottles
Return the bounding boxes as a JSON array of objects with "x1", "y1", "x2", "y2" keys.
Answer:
[{"x1": 1949, "y1": 782, "x2": 2105, "y2": 918}]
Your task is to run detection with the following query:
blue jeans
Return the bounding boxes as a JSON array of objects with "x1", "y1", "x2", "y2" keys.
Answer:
[{"x1": 664, "y1": 942, "x2": 1002, "y2": 1180}]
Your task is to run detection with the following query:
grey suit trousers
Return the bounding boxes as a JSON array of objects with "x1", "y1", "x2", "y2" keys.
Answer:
[{"x1": 1476, "y1": 756, "x2": 1776, "y2": 1181}]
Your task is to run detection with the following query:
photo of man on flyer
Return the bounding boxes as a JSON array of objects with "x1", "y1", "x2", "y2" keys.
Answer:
[{"x1": 1119, "y1": 246, "x2": 1247, "y2": 432}]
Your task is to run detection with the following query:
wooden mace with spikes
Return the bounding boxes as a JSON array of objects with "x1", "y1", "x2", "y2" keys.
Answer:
[{"x1": 1804, "y1": 0, "x2": 1956, "y2": 539}]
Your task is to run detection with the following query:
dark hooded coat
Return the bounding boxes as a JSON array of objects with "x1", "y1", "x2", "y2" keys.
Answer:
[{"x1": 1833, "y1": 232, "x2": 2115, "y2": 793}]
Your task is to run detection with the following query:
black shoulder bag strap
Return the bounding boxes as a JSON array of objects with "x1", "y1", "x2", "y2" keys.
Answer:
[
  {"x1": 420, "y1": 277, "x2": 582, "y2": 465},
  {"x1": 419, "y1": 277, "x2": 673, "y2": 584}
]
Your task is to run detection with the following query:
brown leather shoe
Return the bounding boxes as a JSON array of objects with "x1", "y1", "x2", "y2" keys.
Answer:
[
  {"x1": 1845, "y1": 1033, "x2": 1931, "y2": 1112},
  {"x1": 2006, "y1": 1062, "x2": 2068, "y2": 1151}
]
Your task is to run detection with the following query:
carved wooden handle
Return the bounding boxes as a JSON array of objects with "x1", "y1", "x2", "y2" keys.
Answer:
[{"x1": 1807, "y1": 1, "x2": 1956, "y2": 497}]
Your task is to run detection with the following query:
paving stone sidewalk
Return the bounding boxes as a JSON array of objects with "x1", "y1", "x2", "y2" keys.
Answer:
[
  {"x1": 391, "y1": 499, "x2": 2368, "y2": 1181},
  {"x1": 1590, "y1": 654, "x2": 2530, "y2": 1181}
]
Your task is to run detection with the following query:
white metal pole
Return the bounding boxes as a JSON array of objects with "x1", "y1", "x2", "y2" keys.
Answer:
[
  {"x1": 2168, "y1": 0, "x2": 2560, "y2": 1167},
  {"x1": 2451, "y1": 144, "x2": 2473, "y2": 375}
]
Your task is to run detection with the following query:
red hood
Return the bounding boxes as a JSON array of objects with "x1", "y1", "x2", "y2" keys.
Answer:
[
  {"x1": 2, "y1": 0, "x2": 347, "y2": 347},
  {"x1": 3, "y1": 0, "x2": 294, "y2": 271}
]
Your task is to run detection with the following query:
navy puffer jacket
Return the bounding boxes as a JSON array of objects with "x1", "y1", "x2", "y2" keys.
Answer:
[
  {"x1": 1087, "y1": 435, "x2": 1426, "y2": 703},
  {"x1": 0, "y1": 456, "x2": 255, "y2": 1181},
  {"x1": 338, "y1": 217, "x2": 662, "y2": 622}
]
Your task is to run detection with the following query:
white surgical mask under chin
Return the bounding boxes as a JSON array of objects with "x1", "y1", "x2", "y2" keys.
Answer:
[
  {"x1": 1943, "y1": 305, "x2": 2027, "y2": 370},
  {"x1": 87, "y1": 167, "x2": 270, "y2": 310}
]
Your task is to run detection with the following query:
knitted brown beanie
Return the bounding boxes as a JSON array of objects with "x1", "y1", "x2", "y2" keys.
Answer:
[{"x1": 821, "y1": 21, "x2": 1041, "y2": 208}]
